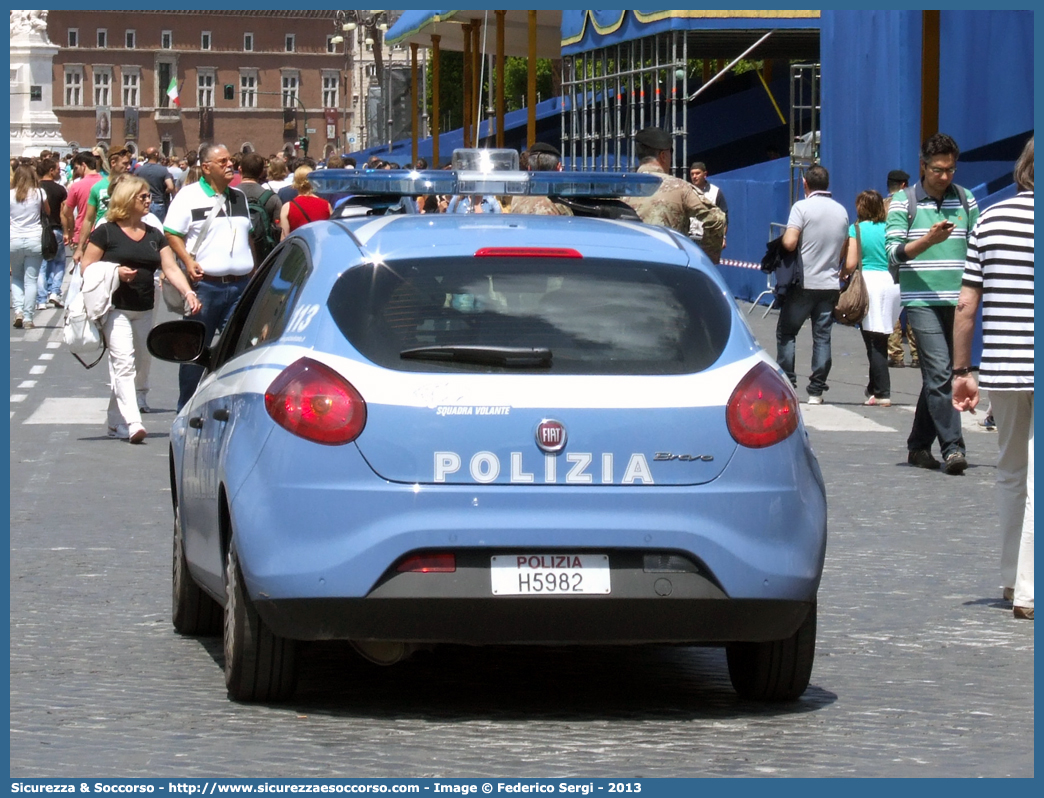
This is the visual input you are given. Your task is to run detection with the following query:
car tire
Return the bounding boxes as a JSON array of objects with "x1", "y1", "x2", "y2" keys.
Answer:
[
  {"x1": 726, "y1": 602, "x2": 816, "y2": 701},
  {"x1": 224, "y1": 545, "x2": 297, "y2": 702},
  {"x1": 172, "y1": 507, "x2": 222, "y2": 636}
]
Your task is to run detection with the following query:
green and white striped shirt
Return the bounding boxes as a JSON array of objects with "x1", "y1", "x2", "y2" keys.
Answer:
[{"x1": 885, "y1": 183, "x2": 978, "y2": 307}]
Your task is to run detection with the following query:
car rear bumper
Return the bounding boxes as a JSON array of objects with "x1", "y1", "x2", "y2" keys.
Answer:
[{"x1": 256, "y1": 595, "x2": 814, "y2": 645}]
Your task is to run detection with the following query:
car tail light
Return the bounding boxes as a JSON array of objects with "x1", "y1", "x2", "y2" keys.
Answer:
[
  {"x1": 726, "y1": 361, "x2": 799, "y2": 448},
  {"x1": 396, "y1": 553, "x2": 456, "y2": 573},
  {"x1": 264, "y1": 357, "x2": 366, "y2": 445},
  {"x1": 474, "y1": 247, "x2": 582, "y2": 258}
]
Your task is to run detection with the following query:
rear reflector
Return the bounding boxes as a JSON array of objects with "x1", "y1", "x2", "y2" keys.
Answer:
[
  {"x1": 396, "y1": 554, "x2": 456, "y2": 573},
  {"x1": 725, "y1": 361, "x2": 799, "y2": 448},
  {"x1": 474, "y1": 247, "x2": 582, "y2": 258},
  {"x1": 264, "y1": 357, "x2": 367, "y2": 446}
]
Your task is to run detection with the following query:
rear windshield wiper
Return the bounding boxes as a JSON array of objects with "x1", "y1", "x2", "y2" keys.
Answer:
[{"x1": 400, "y1": 345, "x2": 552, "y2": 368}]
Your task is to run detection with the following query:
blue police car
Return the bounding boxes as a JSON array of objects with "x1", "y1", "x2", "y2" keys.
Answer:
[{"x1": 149, "y1": 167, "x2": 827, "y2": 703}]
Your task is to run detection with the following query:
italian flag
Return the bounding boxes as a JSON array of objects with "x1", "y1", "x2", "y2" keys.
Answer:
[{"x1": 166, "y1": 76, "x2": 181, "y2": 108}]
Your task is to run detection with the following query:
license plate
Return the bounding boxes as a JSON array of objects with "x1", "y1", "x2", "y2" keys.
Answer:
[{"x1": 490, "y1": 554, "x2": 610, "y2": 596}]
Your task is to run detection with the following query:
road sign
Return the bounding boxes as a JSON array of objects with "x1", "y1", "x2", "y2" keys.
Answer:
[{"x1": 306, "y1": 127, "x2": 317, "y2": 134}]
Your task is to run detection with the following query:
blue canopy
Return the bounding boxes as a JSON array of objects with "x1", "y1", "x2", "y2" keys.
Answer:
[
  {"x1": 561, "y1": 10, "x2": 821, "y2": 56},
  {"x1": 386, "y1": 10, "x2": 562, "y2": 58}
]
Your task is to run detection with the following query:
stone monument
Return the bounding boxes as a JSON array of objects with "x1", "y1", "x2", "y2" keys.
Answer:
[{"x1": 11, "y1": 10, "x2": 70, "y2": 156}]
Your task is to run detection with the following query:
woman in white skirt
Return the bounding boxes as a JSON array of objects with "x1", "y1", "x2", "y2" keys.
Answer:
[{"x1": 844, "y1": 190, "x2": 901, "y2": 405}]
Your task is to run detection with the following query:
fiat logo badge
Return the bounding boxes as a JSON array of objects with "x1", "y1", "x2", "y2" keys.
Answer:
[{"x1": 536, "y1": 419, "x2": 567, "y2": 453}]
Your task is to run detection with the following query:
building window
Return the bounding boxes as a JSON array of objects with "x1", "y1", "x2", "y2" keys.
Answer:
[
  {"x1": 64, "y1": 67, "x2": 83, "y2": 106},
  {"x1": 322, "y1": 72, "x2": 339, "y2": 108},
  {"x1": 197, "y1": 69, "x2": 215, "y2": 108},
  {"x1": 122, "y1": 69, "x2": 140, "y2": 107},
  {"x1": 281, "y1": 72, "x2": 299, "y2": 108},
  {"x1": 365, "y1": 64, "x2": 377, "y2": 79},
  {"x1": 243, "y1": 33, "x2": 253, "y2": 52},
  {"x1": 125, "y1": 30, "x2": 135, "y2": 49},
  {"x1": 161, "y1": 30, "x2": 172, "y2": 49},
  {"x1": 97, "y1": 29, "x2": 107, "y2": 48},
  {"x1": 93, "y1": 67, "x2": 112, "y2": 107},
  {"x1": 68, "y1": 28, "x2": 78, "y2": 47},
  {"x1": 201, "y1": 31, "x2": 211, "y2": 51},
  {"x1": 326, "y1": 35, "x2": 337, "y2": 54},
  {"x1": 239, "y1": 70, "x2": 258, "y2": 108},
  {"x1": 285, "y1": 34, "x2": 295, "y2": 53},
  {"x1": 157, "y1": 60, "x2": 175, "y2": 107}
]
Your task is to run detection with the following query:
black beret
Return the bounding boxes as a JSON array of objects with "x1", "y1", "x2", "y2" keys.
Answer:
[
  {"x1": 528, "y1": 141, "x2": 560, "y2": 157},
  {"x1": 636, "y1": 127, "x2": 673, "y2": 150}
]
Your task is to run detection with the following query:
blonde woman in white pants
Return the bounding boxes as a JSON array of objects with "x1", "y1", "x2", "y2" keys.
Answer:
[{"x1": 80, "y1": 176, "x2": 201, "y2": 443}]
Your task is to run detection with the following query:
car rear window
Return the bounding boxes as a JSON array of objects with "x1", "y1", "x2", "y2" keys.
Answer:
[{"x1": 327, "y1": 257, "x2": 732, "y2": 375}]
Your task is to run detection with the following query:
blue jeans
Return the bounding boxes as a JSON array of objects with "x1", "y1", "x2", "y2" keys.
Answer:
[
  {"x1": 905, "y1": 305, "x2": 965, "y2": 458},
  {"x1": 10, "y1": 235, "x2": 43, "y2": 321},
  {"x1": 775, "y1": 286, "x2": 839, "y2": 396},
  {"x1": 37, "y1": 229, "x2": 66, "y2": 304},
  {"x1": 177, "y1": 277, "x2": 247, "y2": 410}
]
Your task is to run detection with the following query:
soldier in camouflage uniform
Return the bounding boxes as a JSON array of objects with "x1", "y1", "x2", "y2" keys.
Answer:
[
  {"x1": 624, "y1": 127, "x2": 726, "y2": 263},
  {"x1": 509, "y1": 143, "x2": 574, "y2": 217}
]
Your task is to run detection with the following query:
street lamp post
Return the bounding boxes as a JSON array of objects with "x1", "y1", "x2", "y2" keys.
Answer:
[{"x1": 333, "y1": 10, "x2": 391, "y2": 153}]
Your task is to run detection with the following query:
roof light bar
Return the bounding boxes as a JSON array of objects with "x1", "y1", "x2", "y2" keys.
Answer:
[{"x1": 308, "y1": 169, "x2": 659, "y2": 200}]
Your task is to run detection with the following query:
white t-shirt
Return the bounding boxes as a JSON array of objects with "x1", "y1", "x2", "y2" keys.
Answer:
[
  {"x1": 163, "y1": 178, "x2": 254, "y2": 277},
  {"x1": 10, "y1": 188, "x2": 45, "y2": 238}
]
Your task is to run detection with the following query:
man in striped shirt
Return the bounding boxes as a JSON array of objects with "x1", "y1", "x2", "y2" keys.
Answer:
[
  {"x1": 953, "y1": 136, "x2": 1034, "y2": 620},
  {"x1": 886, "y1": 133, "x2": 979, "y2": 475}
]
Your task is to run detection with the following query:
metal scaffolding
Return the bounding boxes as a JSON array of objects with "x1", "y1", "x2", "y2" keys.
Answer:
[
  {"x1": 788, "y1": 62, "x2": 821, "y2": 204},
  {"x1": 561, "y1": 29, "x2": 691, "y2": 177}
]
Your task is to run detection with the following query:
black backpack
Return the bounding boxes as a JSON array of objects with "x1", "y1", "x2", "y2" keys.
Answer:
[{"x1": 247, "y1": 189, "x2": 278, "y2": 264}]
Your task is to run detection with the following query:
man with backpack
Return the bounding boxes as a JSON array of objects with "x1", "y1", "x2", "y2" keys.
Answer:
[
  {"x1": 238, "y1": 152, "x2": 282, "y2": 267},
  {"x1": 886, "y1": 133, "x2": 979, "y2": 475}
]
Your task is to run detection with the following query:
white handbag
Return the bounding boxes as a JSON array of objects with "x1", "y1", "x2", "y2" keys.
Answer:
[{"x1": 63, "y1": 275, "x2": 107, "y2": 368}]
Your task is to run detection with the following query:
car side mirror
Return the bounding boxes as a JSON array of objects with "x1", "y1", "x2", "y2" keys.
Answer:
[{"x1": 147, "y1": 320, "x2": 210, "y2": 368}]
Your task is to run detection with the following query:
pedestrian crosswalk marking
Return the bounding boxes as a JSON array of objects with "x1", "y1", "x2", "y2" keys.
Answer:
[
  {"x1": 801, "y1": 404, "x2": 895, "y2": 432},
  {"x1": 23, "y1": 397, "x2": 109, "y2": 425}
]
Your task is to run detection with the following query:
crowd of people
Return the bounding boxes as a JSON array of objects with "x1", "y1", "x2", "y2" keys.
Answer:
[
  {"x1": 10, "y1": 130, "x2": 1033, "y2": 619},
  {"x1": 774, "y1": 132, "x2": 1033, "y2": 620}
]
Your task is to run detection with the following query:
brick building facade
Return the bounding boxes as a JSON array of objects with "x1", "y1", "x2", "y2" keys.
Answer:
[{"x1": 46, "y1": 10, "x2": 402, "y2": 159}]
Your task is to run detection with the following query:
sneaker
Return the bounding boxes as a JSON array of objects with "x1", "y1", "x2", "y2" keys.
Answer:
[
  {"x1": 942, "y1": 450, "x2": 968, "y2": 475},
  {"x1": 807, "y1": 395, "x2": 824, "y2": 405},
  {"x1": 978, "y1": 414, "x2": 996, "y2": 431},
  {"x1": 908, "y1": 449, "x2": 941, "y2": 470},
  {"x1": 107, "y1": 424, "x2": 129, "y2": 440},
  {"x1": 128, "y1": 424, "x2": 147, "y2": 444},
  {"x1": 910, "y1": 358, "x2": 920, "y2": 368},
  {"x1": 863, "y1": 396, "x2": 892, "y2": 407},
  {"x1": 13, "y1": 314, "x2": 23, "y2": 329},
  {"x1": 888, "y1": 359, "x2": 905, "y2": 368},
  {"x1": 1003, "y1": 587, "x2": 1015, "y2": 603},
  {"x1": 48, "y1": 293, "x2": 63, "y2": 308},
  {"x1": 139, "y1": 403, "x2": 152, "y2": 414},
  {"x1": 23, "y1": 321, "x2": 35, "y2": 330},
  {"x1": 1013, "y1": 606, "x2": 1034, "y2": 620}
]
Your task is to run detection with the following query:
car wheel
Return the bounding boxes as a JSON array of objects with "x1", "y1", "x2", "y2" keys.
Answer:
[
  {"x1": 172, "y1": 506, "x2": 222, "y2": 636},
  {"x1": 223, "y1": 545, "x2": 297, "y2": 702},
  {"x1": 726, "y1": 602, "x2": 816, "y2": 701}
]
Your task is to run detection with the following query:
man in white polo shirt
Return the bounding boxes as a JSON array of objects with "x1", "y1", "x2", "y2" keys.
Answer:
[{"x1": 164, "y1": 143, "x2": 255, "y2": 409}]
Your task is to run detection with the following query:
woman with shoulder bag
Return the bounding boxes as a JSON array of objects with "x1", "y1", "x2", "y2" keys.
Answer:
[
  {"x1": 279, "y1": 166, "x2": 332, "y2": 236},
  {"x1": 844, "y1": 190, "x2": 901, "y2": 406},
  {"x1": 10, "y1": 164, "x2": 49, "y2": 329},
  {"x1": 80, "y1": 176, "x2": 202, "y2": 443}
]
